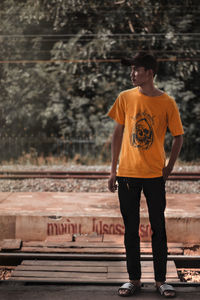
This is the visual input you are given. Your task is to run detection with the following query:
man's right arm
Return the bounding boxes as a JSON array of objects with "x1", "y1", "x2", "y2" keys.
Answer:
[{"x1": 108, "y1": 122, "x2": 124, "y2": 192}]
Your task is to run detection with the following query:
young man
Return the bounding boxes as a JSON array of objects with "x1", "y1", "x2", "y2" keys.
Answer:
[{"x1": 107, "y1": 52, "x2": 184, "y2": 297}]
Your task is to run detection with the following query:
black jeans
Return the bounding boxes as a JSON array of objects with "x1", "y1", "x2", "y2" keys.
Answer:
[{"x1": 117, "y1": 176, "x2": 167, "y2": 282}]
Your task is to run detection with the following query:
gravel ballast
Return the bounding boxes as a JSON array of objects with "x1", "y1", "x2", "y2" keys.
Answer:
[{"x1": 0, "y1": 164, "x2": 199, "y2": 193}]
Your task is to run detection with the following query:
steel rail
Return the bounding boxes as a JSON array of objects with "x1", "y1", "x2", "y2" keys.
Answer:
[
  {"x1": 0, "y1": 171, "x2": 199, "y2": 180},
  {"x1": 0, "y1": 252, "x2": 200, "y2": 261}
]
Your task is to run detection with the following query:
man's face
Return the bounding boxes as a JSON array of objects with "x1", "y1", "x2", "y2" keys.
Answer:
[{"x1": 130, "y1": 65, "x2": 150, "y2": 86}]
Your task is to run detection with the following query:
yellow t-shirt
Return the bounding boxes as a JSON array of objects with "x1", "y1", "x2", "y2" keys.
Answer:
[{"x1": 108, "y1": 87, "x2": 184, "y2": 178}]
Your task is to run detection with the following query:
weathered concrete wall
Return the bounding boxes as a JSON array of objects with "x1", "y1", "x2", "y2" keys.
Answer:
[
  {"x1": 166, "y1": 217, "x2": 200, "y2": 243},
  {"x1": 15, "y1": 216, "x2": 151, "y2": 242},
  {"x1": 10, "y1": 215, "x2": 200, "y2": 243},
  {"x1": 0, "y1": 216, "x2": 16, "y2": 240}
]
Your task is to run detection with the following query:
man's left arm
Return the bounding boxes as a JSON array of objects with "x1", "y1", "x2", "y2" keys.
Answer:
[{"x1": 163, "y1": 135, "x2": 183, "y2": 181}]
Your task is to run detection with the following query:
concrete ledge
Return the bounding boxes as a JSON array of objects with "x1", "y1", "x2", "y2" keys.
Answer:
[{"x1": 0, "y1": 193, "x2": 199, "y2": 243}]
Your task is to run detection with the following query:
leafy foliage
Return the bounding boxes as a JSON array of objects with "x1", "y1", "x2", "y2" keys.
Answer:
[{"x1": 0, "y1": 0, "x2": 199, "y2": 161}]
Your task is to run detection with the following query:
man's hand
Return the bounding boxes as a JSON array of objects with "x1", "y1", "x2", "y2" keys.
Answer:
[
  {"x1": 163, "y1": 135, "x2": 183, "y2": 181},
  {"x1": 162, "y1": 166, "x2": 173, "y2": 181},
  {"x1": 108, "y1": 122, "x2": 124, "y2": 193},
  {"x1": 108, "y1": 173, "x2": 117, "y2": 192}
]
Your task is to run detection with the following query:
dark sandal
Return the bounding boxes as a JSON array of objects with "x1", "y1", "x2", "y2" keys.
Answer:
[
  {"x1": 118, "y1": 282, "x2": 141, "y2": 297},
  {"x1": 157, "y1": 283, "x2": 176, "y2": 298}
]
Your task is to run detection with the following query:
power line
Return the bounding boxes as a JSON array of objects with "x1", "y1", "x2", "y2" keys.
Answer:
[
  {"x1": 0, "y1": 58, "x2": 199, "y2": 64},
  {"x1": 2, "y1": 49, "x2": 200, "y2": 54},
  {"x1": 1, "y1": 33, "x2": 200, "y2": 37},
  {"x1": 2, "y1": 39, "x2": 200, "y2": 44},
  {"x1": 1, "y1": 49, "x2": 200, "y2": 54},
  {"x1": 0, "y1": 6, "x2": 199, "y2": 12}
]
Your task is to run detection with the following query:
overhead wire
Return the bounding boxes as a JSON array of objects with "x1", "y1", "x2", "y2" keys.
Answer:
[
  {"x1": 0, "y1": 57, "x2": 199, "y2": 64},
  {"x1": 0, "y1": 33, "x2": 200, "y2": 37},
  {"x1": 0, "y1": 7, "x2": 198, "y2": 64},
  {"x1": 1, "y1": 50, "x2": 200, "y2": 53},
  {"x1": 0, "y1": 5, "x2": 199, "y2": 12}
]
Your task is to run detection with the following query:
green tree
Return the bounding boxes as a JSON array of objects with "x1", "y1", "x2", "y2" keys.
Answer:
[{"x1": 0, "y1": 0, "x2": 199, "y2": 160}]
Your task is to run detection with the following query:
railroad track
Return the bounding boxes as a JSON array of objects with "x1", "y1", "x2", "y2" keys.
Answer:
[{"x1": 0, "y1": 171, "x2": 199, "y2": 180}]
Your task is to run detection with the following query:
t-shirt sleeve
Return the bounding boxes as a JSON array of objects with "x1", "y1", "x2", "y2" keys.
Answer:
[
  {"x1": 107, "y1": 94, "x2": 125, "y2": 125},
  {"x1": 167, "y1": 99, "x2": 184, "y2": 136}
]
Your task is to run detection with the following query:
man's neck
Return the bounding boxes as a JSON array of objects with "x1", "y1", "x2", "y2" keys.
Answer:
[{"x1": 138, "y1": 83, "x2": 163, "y2": 97}]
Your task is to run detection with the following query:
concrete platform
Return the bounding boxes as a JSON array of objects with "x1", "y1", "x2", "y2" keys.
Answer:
[{"x1": 0, "y1": 192, "x2": 199, "y2": 243}]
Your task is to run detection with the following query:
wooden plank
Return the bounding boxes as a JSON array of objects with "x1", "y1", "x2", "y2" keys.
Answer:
[
  {"x1": 45, "y1": 234, "x2": 104, "y2": 243},
  {"x1": 20, "y1": 247, "x2": 126, "y2": 253},
  {"x1": 23, "y1": 241, "x2": 125, "y2": 248},
  {"x1": 9, "y1": 277, "x2": 113, "y2": 283},
  {"x1": 108, "y1": 261, "x2": 177, "y2": 273},
  {"x1": 10, "y1": 259, "x2": 179, "y2": 284},
  {"x1": 20, "y1": 260, "x2": 174, "y2": 268},
  {"x1": 21, "y1": 242, "x2": 183, "y2": 254},
  {"x1": 45, "y1": 242, "x2": 125, "y2": 249},
  {"x1": 17, "y1": 266, "x2": 178, "y2": 275},
  {"x1": 22, "y1": 241, "x2": 152, "y2": 248},
  {"x1": 9, "y1": 276, "x2": 180, "y2": 284},
  {"x1": 9, "y1": 259, "x2": 179, "y2": 283},
  {"x1": 21, "y1": 260, "x2": 126, "y2": 267},
  {"x1": 20, "y1": 246, "x2": 181, "y2": 254},
  {"x1": 22, "y1": 242, "x2": 47, "y2": 247},
  {"x1": 11, "y1": 270, "x2": 107, "y2": 279},
  {"x1": 45, "y1": 234, "x2": 73, "y2": 242},
  {"x1": 107, "y1": 261, "x2": 178, "y2": 281},
  {"x1": 107, "y1": 273, "x2": 178, "y2": 279},
  {"x1": 20, "y1": 246, "x2": 181, "y2": 256},
  {"x1": 167, "y1": 261, "x2": 178, "y2": 272},
  {"x1": 107, "y1": 270, "x2": 178, "y2": 277},
  {"x1": 1, "y1": 239, "x2": 22, "y2": 250},
  {"x1": 19, "y1": 260, "x2": 178, "y2": 274},
  {"x1": 20, "y1": 246, "x2": 152, "y2": 255},
  {"x1": 15, "y1": 265, "x2": 107, "y2": 273},
  {"x1": 103, "y1": 235, "x2": 183, "y2": 248},
  {"x1": 16, "y1": 264, "x2": 177, "y2": 279},
  {"x1": 108, "y1": 267, "x2": 177, "y2": 274},
  {"x1": 9, "y1": 276, "x2": 162, "y2": 283}
]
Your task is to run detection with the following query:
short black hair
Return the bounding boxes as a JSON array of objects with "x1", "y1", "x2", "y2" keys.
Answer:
[{"x1": 121, "y1": 52, "x2": 158, "y2": 75}]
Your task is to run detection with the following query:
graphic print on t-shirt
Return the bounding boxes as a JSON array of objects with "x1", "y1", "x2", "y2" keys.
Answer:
[{"x1": 130, "y1": 111, "x2": 154, "y2": 150}]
